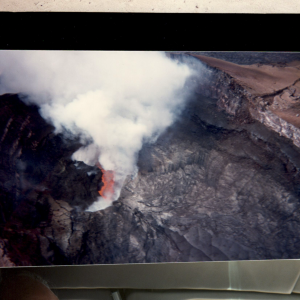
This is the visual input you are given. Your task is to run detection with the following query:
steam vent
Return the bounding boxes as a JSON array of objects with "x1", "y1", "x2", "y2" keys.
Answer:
[{"x1": 1, "y1": 52, "x2": 300, "y2": 266}]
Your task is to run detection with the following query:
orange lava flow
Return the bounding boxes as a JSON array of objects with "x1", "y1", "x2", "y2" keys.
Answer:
[{"x1": 96, "y1": 162, "x2": 115, "y2": 199}]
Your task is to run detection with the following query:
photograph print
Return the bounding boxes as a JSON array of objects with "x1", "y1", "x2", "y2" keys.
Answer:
[{"x1": 0, "y1": 51, "x2": 300, "y2": 266}]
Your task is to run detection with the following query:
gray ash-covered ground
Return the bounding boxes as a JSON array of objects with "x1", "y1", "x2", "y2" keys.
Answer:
[
  {"x1": 170, "y1": 51, "x2": 300, "y2": 65},
  {"x1": 1, "y1": 52, "x2": 300, "y2": 265}
]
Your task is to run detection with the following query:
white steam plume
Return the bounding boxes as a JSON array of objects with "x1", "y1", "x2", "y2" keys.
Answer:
[{"x1": 0, "y1": 51, "x2": 193, "y2": 211}]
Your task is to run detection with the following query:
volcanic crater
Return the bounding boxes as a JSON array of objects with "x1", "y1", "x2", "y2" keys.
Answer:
[{"x1": 1, "y1": 52, "x2": 300, "y2": 265}]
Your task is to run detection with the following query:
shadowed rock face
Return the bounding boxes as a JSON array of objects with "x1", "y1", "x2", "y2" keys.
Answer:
[
  {"x1": 0, "y1": 94, "x2": 102, "y2": 265},
  {"x1": 1, "y1": 53, "x2": 300, "y2": 265}
]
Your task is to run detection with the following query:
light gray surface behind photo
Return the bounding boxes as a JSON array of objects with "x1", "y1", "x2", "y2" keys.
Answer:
[
  {"x1": 2, "y1": 260, "x2": 300, "y2": 294},
  {"x1": 0, "y1": 0, "x2": 299, "y2": 13}
]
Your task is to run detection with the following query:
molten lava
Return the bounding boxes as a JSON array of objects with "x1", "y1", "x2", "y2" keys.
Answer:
[{"x1": 96, "y1": 162, "x2": 115, "y2": 200}]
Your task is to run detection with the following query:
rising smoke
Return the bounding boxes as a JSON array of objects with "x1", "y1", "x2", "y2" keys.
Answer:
[{"x1": 0, "y1": 51, "x2": 194, "y2": 211}]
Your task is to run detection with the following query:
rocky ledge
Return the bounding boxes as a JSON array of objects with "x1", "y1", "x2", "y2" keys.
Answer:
[{"x1": 1, "y1": 52, "x2": 300, "y2": 266}]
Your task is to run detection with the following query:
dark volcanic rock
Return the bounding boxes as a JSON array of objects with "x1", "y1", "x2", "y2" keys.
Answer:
[
  {"x1": 0, "y1": 94, "x2": 103, "y2": 265},
  {"x1": 80, "y1": 94, "x2": 300, "y2": 263},
  {"x1": 1, "y1": 53, "x2": 300, "y2": 265}
]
